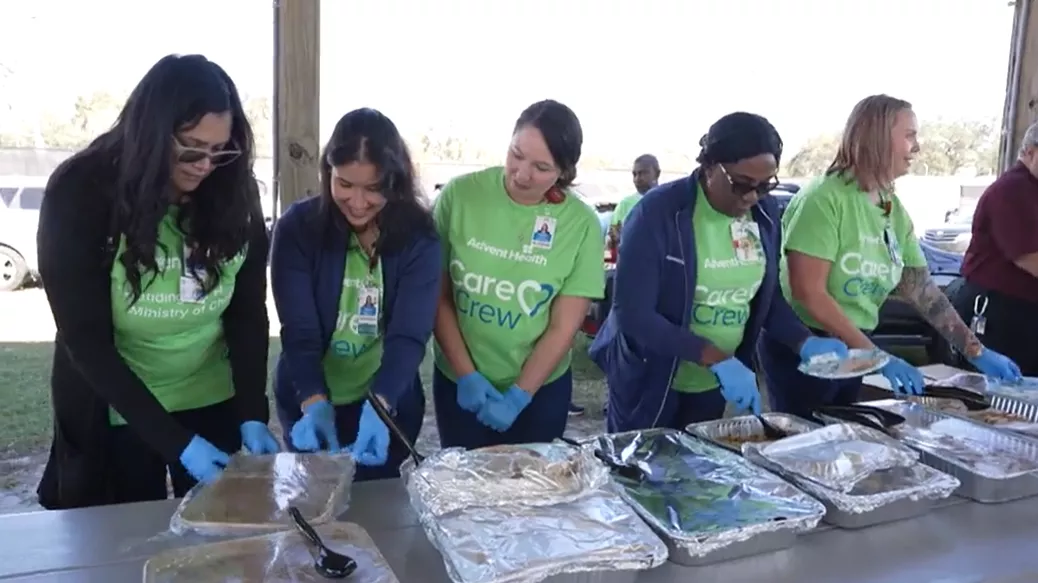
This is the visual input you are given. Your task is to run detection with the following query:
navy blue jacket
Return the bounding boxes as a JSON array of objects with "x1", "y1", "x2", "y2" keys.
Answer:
[
  {"x1": 270, "y1": 197, "x2": 441, "y2": 414},
  {"x1": 589, "y1": 170, "x2": 810, "y2": 432}
]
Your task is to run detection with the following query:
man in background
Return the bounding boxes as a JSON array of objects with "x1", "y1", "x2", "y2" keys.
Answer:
[
  {"x1": 949, "y1": 122, "x2": 1038, "y2": 375},
  {"x1": 607, "y1": 154, "x2": 660, "y2": 253}
]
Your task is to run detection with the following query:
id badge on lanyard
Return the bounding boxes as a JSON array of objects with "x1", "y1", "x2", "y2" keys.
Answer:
[
  {"x1": 179, "y1": 244, "x2": 206, "y2": 303},
  {"x1": 730, "y1": 218, "x2": 761, "y2": 262},
  {"x1": 878, "y1": 193, "x2": 903, "y2": 268}
]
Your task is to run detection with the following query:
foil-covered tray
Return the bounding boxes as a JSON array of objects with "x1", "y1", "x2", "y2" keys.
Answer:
[
  {"x1": 909, "y1": 394, "x2": 1038, "y2": 439},
  {"x1": 743, "y1": 443, "x2": 959, "y2": 529},
  {"x1": 592, "y1": 429, "x2": 825, "y2": 566},
  {"x1": 753, "y1": 424, "x2": 918, "y2": 493},
  {"x1": 685, "y1": 413, "x2": 819, "y2": 453},
  {"x1": 143, "y1": 522, "x2": 397, "y2": 582},
  {"x1": 170, "y1": 453, "x2": 355, "y2": 536},
  {"x1": 857, "y1": 400, "x2": 1038, "y2": 503},
  {"x1": 406, "y1": 476, "x2": 668, "y2": 583},
  {"x1": 404, "y1": 443, "x2": 609, "y2": 517}
]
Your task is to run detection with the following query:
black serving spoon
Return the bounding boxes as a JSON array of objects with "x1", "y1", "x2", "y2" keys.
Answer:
[
  {"x1": 813, "y1": 404, "x2": 906, "y2": 436},
  {"x1": 366, "y1": 393, "x2": 424, "y2": 466},
  {"x1": 560, "y1": 436, "x2": 648, "y2": 482},
  {"x1": 288, "y1": 506, "x2": 357, "y2": 579},
  {"x1": 756, "y1": 414, "x2": 789, "y2": 440}
]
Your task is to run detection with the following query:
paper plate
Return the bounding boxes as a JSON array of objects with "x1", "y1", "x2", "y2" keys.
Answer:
[{"x1": 797, "y1": 348, "x2": 890, "y2": 380}]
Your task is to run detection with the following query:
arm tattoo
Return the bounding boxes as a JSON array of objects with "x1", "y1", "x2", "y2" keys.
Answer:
[{"x1": 891, "y1": 266, "x2": 983, "y2": 359}]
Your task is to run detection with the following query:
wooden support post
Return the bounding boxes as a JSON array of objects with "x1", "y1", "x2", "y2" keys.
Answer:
[
  {"x1": 1001, "y1": 0, "x2": 1038, "y2": 171},
  {"x1": 274, "y1": 0, "x2": 320, "y2": 213}
]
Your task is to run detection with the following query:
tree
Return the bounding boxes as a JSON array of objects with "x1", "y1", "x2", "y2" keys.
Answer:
[
  {"x1": 783, "y1": 133, "x2": 840, "y2": 177},
  {"x1": 784, "y1": 119, "x2": 1001, "y2": 178},
  {"x1": 39, "y1": 90, "x2": 124, "y2": 149}
]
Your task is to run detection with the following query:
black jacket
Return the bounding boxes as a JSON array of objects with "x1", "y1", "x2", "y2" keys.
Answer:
[{"x1": 35, "y1": 152, "x2": 270, "y2": 510}]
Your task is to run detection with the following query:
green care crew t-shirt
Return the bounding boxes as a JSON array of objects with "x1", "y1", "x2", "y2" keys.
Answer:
[
  {"x1": 322, "y1": 234, "x2": 385, "y2": 405},
  {"x1": 780, "y1": 172, "x2": 927, "y2": 332},
  {"x1": 433, "y1": 166, "x2": 606, "y2": 390},
  {"x1": 671, "y1": 184, "x2": 766, "y2": 392},
  {"x1": 610, "y1": 193, "x2": 642, "y2": 228},
  {"x1": 109, "y1": 208, "x2": 246, "y2": 425}
]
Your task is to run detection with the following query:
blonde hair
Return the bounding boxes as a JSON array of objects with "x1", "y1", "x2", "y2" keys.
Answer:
[{"x1": 827, "y1": 94, "x2": 912, "y2": 192}]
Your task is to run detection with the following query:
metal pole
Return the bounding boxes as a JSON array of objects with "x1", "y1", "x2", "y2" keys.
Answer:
[{"x1": 1001, "y1": 0, "x2": 1031, "y2": 172}]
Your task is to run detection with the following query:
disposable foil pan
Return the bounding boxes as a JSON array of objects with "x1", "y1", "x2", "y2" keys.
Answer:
[
  {"x1": 685, "y1": 413, "x2": 819, "y2": 453},
  {"x1": 909, "y1": 394, "x2": 1038, "y2": 439},
  {"x1": 593, "y1": 428, "x2": 825, "y2": 566},
  {"x1": 169, "y1": 453, "x2": 355, "y2": 536},
  {"x1": 143, "y1": 522, "x2": 397, "y2": 582},
  {"x1": 855, "y1": 400, "x2": 1038, "y2": 503},
  {"x1": 690, "y1": 415, "x2": 959, "y2": 528},
  {"x1": 407, "y1": 486, "x2": 668, "y2": 583},
  {"x1": 404, "y1": 442, "x2": 609, "y2": 517}
]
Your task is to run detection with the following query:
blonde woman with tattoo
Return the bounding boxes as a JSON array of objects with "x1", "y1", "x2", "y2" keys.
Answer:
[{"x1": 758, "y1": 95, "x2": 1020, "y2": 419}]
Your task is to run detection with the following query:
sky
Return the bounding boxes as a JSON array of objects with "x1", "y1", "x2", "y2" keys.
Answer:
[{"x1": 0, "y1": 0, "x2": 1016, "y2": 162}]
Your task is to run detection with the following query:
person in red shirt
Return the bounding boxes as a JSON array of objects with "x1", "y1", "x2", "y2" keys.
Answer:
[{"x1": 951, "y1": 122, "x2": 1038, "y2": 375}]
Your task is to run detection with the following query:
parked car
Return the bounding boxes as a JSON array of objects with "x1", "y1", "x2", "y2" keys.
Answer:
[
  {"x1": 922, "y1": 205, "x2": 975, "y2": 254},
  {"x1": 0, "y1": 176, "x2": 47, "y2": 291}
]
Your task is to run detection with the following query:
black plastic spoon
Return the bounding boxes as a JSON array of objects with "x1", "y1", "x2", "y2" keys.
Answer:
[
  {"x1": 366, "y1": 393, "x2": 424, "y2": 466},
  {"x1": 287, "y1": 506, "x2": 357, "y2": 579},
  {"x1": 756, "y1": 414, "x2": 789, "y2": 440}
]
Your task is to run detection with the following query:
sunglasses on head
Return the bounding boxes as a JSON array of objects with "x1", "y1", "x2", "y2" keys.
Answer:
[
  {"x1": 173, "y1": 136, "x2": 242, "y2": 167},
  {"x1": 718, "y1": 164, "x2": 779, "y2": 197}
]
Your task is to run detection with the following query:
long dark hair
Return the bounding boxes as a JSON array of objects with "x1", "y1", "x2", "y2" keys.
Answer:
[
  {"x1": 318, "y1": 108, "x2": 434, "y2": 258},
  {"x1": 78, "y1": 54, "x2": 258, "y2": 302}
]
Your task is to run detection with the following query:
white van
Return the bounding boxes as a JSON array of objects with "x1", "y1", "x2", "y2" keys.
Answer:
[{"x1": 0, "y1": 176, "x2": 48, "y2": 291}]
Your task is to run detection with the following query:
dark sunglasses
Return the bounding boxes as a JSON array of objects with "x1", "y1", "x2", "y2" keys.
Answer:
[
  {"x1": 173, "y1": 136, "x2": 242, "y2": 167},
  {"x1": 718, "y1": 164, "x2": 779, "y2": 197}
]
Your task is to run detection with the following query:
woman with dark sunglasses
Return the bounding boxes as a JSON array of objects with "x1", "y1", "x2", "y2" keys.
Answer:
[
  {"x1": 35, "y1": 54, "x2": 278, "y2": 510},
  {"x1": 271, "y1": 108, "x2": 439, "y2": 480},
  {"x1": 589, "y1": 112, "x2": 847, "y2": 432},
  {"x1": 759, "y1": 95, "x2": 1019, "y2": 420}
]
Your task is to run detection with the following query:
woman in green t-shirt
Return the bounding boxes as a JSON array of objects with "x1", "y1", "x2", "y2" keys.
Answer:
[
  {"x1": 36, "y1": 55, "x2": 278, "y2": 509},
  {"x1": 272, "y1": 108, "x2": 440, "y2": 481},
  {"x1": 432, "y1": 100, "x2": 607, "y2": 449},
  {"x1": 760, "y1": 94, "x2": 1021, "y2": 419}
]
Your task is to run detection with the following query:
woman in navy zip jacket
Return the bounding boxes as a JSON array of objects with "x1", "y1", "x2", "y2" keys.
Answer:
[
  {"x1": 271, "y1": 108, "x2": 440, "y2": 481},
  {"x1": 589, "y1": 113, "x2": 848, "y2": 433}
]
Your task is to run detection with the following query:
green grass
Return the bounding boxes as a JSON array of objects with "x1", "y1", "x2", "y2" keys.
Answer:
[
  {"x1": 0, "y1": 335, "x2": 607, "y2": 458},
  {"x1": 0, "y1": 336, "x2": 927, "y2": 459}
]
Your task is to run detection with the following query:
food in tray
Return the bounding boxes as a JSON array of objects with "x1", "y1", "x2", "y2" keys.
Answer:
[
  {"x1": 908, "y1": 396, "x2": 970, "y2": 415},
  {"x1": 422, "y1": 445, "x2": 582, "y2": 489},
  {"x1": 716, "y1": 434, "x2": 774, "y2": 448},
  {"x1": 175, "y1": 454, "x2": 349, "y2": 527},
  {"x1": 900, "y1": 422, "x2": 1038, "y2": 477},
  {"x1": 968, "y1": 409, "x2": 1030, "y2": 425}
]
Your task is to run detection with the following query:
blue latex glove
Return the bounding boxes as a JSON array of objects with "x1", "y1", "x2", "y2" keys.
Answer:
[
  {"x1": 290, "y1": 399, "x2": 341, "y2": 452},
  {"x1": 798, "y1": 336, "x2": 850, "y2": 363},
  {"x1": 880, "y1": 356, "x2": 925, "y2": 395},
  {"x1": 476, "y1": 385, "x2": 532, "y2": 432},
  {"x1": 457, "y1": 372, "x2": 502, "y2": 412},
  {"x1": 348, "y1": 401, "x2": 390, "y2": 466},
  {"x1": 970, "y1": 347, "x2": 1022, "y2": 382},
  {"x1": 240, "y1": 421, "x2": 280, "y2": 454},
  {"x1": 709, "y1": 358, "x2": 762, "y2": 415},
  {"x1": 179, "y1": 435, "x2": 230, "y2": 485}
]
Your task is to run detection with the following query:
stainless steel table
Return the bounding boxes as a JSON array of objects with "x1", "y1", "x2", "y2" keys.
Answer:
[{"x1": 1, "y1": 479, "x2": 1038, "y2": 582}]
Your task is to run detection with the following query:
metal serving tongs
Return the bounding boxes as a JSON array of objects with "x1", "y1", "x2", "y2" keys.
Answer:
[
  {"x1": 366, "y1": 393, "x2": 424, "y2": 466},
  {"x1": 919, "y1": 385, "x2": 992, "y2": 411},
  {"x1": 812, "y1": 404, "x2": 907, "y2": 436}
]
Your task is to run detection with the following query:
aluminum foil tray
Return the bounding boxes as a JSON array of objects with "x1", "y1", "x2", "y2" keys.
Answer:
[
  {"x1": 686, "y1": 413, "x2": 820, "y2": 453},
  {"x1": 593, "y1": 428, "x2": 825, "y2": 566},
  {"x1": 143, "y1": 522, "x2": 397, "y2": 582},
  {"x1": 752, "y1": 423, "x2": 918, "y2": 494},
  {"x1": 409, "y1": 487, "x2": 668, "y2": 583},
  {"x1": 909, "y1": 394, "x2": 1038, "y2": 439},
  {"x1": 170, "y1": 453, "x2": 355, "y2": 536},
  {"x1": 857, "y1": 400, "x2": 1038, "y2": 503},
  {"x1": 404, "y1": 442, "x2": 609, "y2": 517}
]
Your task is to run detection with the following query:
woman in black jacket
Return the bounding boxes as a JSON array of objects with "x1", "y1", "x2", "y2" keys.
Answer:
[{"x1": 36, "y1": 54, "x2": 278, "y2": 510}]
